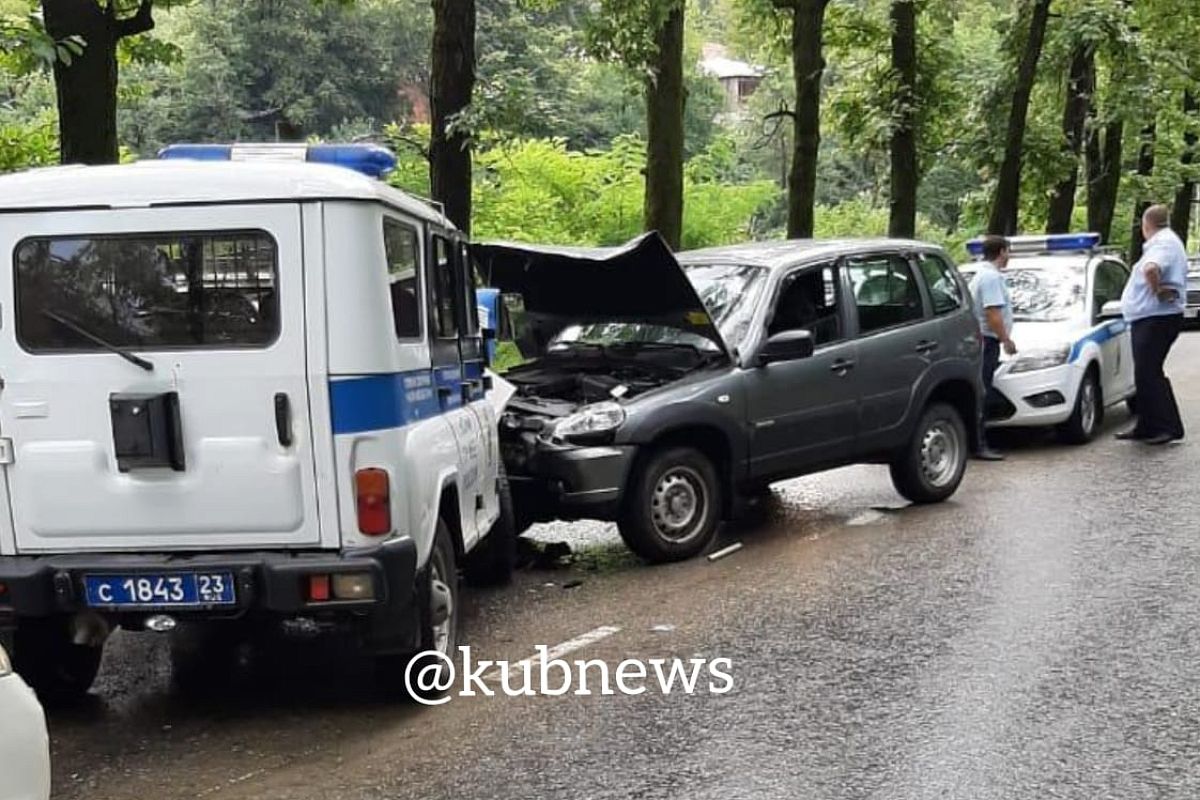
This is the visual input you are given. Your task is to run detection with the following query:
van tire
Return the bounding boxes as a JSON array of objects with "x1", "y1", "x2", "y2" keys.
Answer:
[
  {"x1": 13, "y1": 619, "x2": 103, "y2": 705},
  {"x1": 376, "y1": 520, "x2": 459, "y2": 702},
  {"x1": 890, "y1": 402, "x2": 967, "y2": 504},
  {"x1": 618, "y1": 446, "x2": 722, "y2": 564},
  {"x1": 463, "y1": 467, "x2": 517, "y2": 587}
]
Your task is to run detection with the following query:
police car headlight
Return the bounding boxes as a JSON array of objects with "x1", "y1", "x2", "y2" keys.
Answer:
[
  {"x1": 552, "y1": 402, "x2": 626, "y2": 440},
  {"x1": 1008, "y1": 345, "x2": 1071, "y2": 374}
]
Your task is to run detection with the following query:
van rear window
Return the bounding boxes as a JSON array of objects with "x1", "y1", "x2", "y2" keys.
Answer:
[{"x1": 14, "y1": 231, "x2": 279, "y2": 351}]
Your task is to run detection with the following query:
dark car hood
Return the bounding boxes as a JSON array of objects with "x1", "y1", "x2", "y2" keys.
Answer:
[{"x1": 474, "y1": 232, "x2": 729, "y2": 360}]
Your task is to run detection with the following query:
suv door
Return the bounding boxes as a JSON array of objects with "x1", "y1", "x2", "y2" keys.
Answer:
[
  {"x1": 743, "y1": 261, "x2": 860, "y2": 479},
  {"x1": 846, "y1": 250, "x2": 941, "y2": 452}
]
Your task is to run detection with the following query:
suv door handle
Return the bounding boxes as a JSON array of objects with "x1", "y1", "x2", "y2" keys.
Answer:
[
  {"x1": 915, "y1": 340, "x2": 939, "y2": 354},
  {"x1": 830, "y1": 358, "x2": 855, "y2": 374},
  {"x1": 274, "y1": 392, "x2": 293, "y2": 447}
]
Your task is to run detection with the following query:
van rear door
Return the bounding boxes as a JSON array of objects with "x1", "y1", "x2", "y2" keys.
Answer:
[{"x1": 0, "y1": 204, "x2": 321, "y2": 553}]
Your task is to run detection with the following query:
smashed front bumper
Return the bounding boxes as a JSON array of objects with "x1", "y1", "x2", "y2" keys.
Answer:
[{"x1": 503, "y1": 432, "x2": 637, "y2": 522}]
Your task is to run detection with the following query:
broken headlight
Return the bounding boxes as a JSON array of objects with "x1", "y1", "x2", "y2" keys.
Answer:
[{"x1": 551, "y1": 401, "x2": 626, "y2": 441}]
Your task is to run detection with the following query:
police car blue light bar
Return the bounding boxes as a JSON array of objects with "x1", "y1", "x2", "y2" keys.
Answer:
[
  {"x1": 157, "y1": 143, "x2": 398, "y2": 179},
  {"x1": 966, "y1": 232, "x2": 1102, "y2": 257}
]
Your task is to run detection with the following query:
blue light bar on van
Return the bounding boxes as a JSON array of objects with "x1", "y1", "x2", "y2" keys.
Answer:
[
  {"x1": 966, "y1": 232, "x2": 1102, "y2": 257},
  {"x1": 157, "y1": 143, "x2": 398, "y2": 179}
]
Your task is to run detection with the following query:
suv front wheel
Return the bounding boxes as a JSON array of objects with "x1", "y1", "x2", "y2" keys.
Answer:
[
  {"x1": 618, "y1": 447, "x2": 722, "y2": 563},
  {"x1": 889, "y1": 402, "x2": 968, "y2": 504}
]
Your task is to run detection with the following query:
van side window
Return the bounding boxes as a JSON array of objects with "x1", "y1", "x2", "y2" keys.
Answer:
[
  {"x1": 14, "y1": 230, "x2": 278, "y2": 351},
  {"x1": 847, "y1": 254, "x2": 925, "y2": 334},
  {"x1": 460, "y1": 242, "x2": 480, "y2": 337},
  {"x1": 431, "y1": 235, "x2": 458, "y2": 338},
  {"x1": 769, "y1": 263, "x2": 844, "y2": 346},
  {"x1": 383, "y1": 218, "x2": 422, "y2": 339},
  {"x1": 916, "y1": 252, "x2": 965, "y2": 315}
]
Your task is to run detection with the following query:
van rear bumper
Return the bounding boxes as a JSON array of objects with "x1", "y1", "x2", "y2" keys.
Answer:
[{"x1": 0, "y1": 538, "x2": 420, "y2": 650}]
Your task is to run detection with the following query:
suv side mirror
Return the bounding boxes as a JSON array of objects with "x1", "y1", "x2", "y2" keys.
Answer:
[
  {"x1": 757, "y1": 330, "x2": 815, "y2": 366},
  {"x1": 1098, "y1": 300, "x2": 1123, "y2": 320}
]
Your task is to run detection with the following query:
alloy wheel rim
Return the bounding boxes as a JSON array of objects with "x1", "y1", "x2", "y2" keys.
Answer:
[
  {"x1": 920, "y1": 421, "x2": 961, "y2": 488},
  {"x1": 1080, "y1": 380, "x2": 1097, "y2": 433},
  {"x1": 650, "y1": 466, "x2": 708, "y2": 542},
  {"x1": 429, "y1": 555, "x2": 454, "y2": 655}
]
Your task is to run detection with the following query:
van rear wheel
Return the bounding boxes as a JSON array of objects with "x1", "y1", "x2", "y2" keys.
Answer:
[
  {"x1": 376, "y1": 520, "x2": 459, "y2": 702},
  {"x1": 890, "y1": 402, "x2": 967, "y2": 504},
  {"x1": 13, "y1": 619, "x2": 103, "y2": 705},
  {"x1": 618, "y1": 446, "x2": 722, "y2": 563}
]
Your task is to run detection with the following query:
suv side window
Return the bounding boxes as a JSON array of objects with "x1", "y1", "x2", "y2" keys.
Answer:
[
  {"x1": 915, "y1": 252, "x2": 964, "y2": 315},
  {"x1": 383, "y1": 218, "x2": 422, "y2": 339},
  {"x1": 846, "y1": 254, "x2": 925, "y2": 334},
  {"x1": 460, "y1": 241, "x2": 480, "y2": 337},
  {"x1": 431, "y1": 234, "x2": 459, "y2": 339},
  {"x1": 769, "y1": 262, "x2": 844, "y2": 346}
]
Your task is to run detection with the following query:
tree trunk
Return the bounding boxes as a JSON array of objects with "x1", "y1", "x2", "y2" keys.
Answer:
[
  {"x1": 1045, "y1": 45, "x2": 1093, "y2": 233},
  {"x1": 1170, "y1": 90, "x2": 1198, "y2": 245},
  {"x1": 888, "y1": 0, "x2": 918, "y2": 239},
  {"x1": 1085, "y1": 117, "x2": 1122, "y2": 242},
  {"x1": 43, "y1": 0, "x2": 120, "y2": 165},
  {"x1": 786, "y1": 0, "x2": 829, "y2": 239},
  {"x1": 643, "y1": 0, "x2": 685, "y2": 250},
  {"x1": 1129, "y1": 122, "x2": 1157, "y2": 263},
  {"x1": 987, "y1": 0, "x2": 1053, "y2": 235},
  {"x1": 430, "y1": 0, "x2": 477, "y2": 234}
]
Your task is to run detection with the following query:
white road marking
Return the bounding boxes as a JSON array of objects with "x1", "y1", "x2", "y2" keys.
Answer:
[{"x1": 484, "y1": 625, "x2": 621, "y2": 681}]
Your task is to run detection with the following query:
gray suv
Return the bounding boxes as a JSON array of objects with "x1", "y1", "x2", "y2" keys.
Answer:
[{"x1": 478, "y1": 234, "x2": 982, "y2": 563}]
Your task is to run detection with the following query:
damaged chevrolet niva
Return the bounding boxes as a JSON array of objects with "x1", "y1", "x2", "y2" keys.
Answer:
[{"x1": 477, "y1": 234, "x2": 984, "y2": 564}]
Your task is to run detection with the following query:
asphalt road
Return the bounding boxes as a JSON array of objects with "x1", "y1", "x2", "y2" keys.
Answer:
[{"x1": 45, "y1": 332, "x2": 1200, "y2": 800}]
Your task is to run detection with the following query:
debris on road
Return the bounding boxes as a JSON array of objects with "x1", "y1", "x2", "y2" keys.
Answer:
[{"x1": 707, "y1": 542, "x2": 743, "y2": 562}]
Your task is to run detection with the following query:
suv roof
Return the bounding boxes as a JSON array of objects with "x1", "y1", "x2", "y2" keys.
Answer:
[
  {"x1": 0, "y1": 160, "x2": 448, "y2": 224},
  {"x1": 678, "y1": 238, "x2": 935, "y2": 271}
]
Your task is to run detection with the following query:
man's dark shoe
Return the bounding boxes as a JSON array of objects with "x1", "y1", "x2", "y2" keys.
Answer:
[
  {"x1": 1143, "y1": 432, "x2": 1176, "y2": 445},
  {"x1": 974, "y1": 449, "x2": 1005, "y2": 461},
  {"x1": 1114, "y1": 429, "x2": 1147, "y2": 441}
]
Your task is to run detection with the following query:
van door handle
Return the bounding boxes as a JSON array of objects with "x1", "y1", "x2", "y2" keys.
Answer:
[
  {"x1": 830, "y1": 358, "x2": 855, "y2": 374},
  {"x1": 915, "y1": 340, "x2": 939, "y2": 354},
  {"x1": 274, "y1": 392, "x2": 293, "y2": 447}
]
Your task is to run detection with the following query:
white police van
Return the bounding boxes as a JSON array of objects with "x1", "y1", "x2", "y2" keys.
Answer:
[
  {"x1": 962, "y1": 233, "x2": 1136, "y2": 443},
  {"x1": 0, "y1": 144, "x2": 514, "y2": 701}
]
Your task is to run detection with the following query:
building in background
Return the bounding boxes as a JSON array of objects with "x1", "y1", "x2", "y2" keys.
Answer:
[{"x1": 699, "y1": 43, "x2": 764, "y2": 114}]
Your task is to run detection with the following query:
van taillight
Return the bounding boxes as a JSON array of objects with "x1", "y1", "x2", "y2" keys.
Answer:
[{"x1": 355, "y1": 468, "x2": 391, "y2": 536}]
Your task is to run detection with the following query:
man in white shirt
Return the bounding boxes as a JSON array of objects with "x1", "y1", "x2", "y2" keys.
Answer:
[
  {"x1": 1116, "y1": 204, "x2": 1187, "y2": 444},
  {"x1": 969, "y1": 235, "x2": 1017, "y2": 460}
]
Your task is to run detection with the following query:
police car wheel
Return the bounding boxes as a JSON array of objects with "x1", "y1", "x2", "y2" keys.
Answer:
[
  {"x1": 377, "y1": 521, "x2": 459, "y2": 702},
  {"x1": 618, "y1": 446, "x2": 722, "y2": 564},
  {"x1": 1058, "y1": 370, "x2": 1102, "y2": 444},
  {"x1": 889, "y1": 402, "x2": 967, "y2": 504},
  {"x1": 463, "y1": 467, "x2": 517, "y2": 587},
  {"x1": 13, "y1": 618, "x2": 103, "y2": 706}
]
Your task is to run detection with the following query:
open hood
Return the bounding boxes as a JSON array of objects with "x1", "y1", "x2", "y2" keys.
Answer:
[{"x1": 474, "y1": 232, "x2": 728, "y2": 359}]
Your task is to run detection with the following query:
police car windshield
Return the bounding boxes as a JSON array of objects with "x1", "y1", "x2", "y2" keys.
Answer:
[
  {"x1": 549, "y1": 263, "x2": 767, "y2": 353},
  {"x1": 1004, "y1": 259, "x2": 1086, "y2": 322}
]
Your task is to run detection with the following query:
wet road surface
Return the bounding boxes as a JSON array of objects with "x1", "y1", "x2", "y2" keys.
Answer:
[{"x1": 45, "y1": 334, "x2": 1200, "y2": 799}]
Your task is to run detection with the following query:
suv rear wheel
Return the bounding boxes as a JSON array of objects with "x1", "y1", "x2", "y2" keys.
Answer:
[
  {"x1": 618, "y1": 446, "x2": 722, "y2": 563},
  {"x1": 13, "y1": 618, "x2": 103, "y2": 705},
  {"x1": 890, "y1": 402, "x2": 968, "y2": 504}
]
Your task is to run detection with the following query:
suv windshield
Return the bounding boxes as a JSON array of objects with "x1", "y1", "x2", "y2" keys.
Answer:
[
  {"x1": 549, "y1": 263, "x2": 767, "y2": 355},
  {"x1": 1006, "y1": 266, "x2": 1085, "y2": 322}
]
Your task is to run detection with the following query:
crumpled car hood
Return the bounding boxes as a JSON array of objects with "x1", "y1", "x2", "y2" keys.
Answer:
[{"x1": 474, "y1": 232, "x2": 729, "y2": 360}]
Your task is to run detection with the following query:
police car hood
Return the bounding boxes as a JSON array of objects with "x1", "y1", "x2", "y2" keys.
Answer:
[
  {"x1": 1004, "y1": 319, "x2": 1092, "y2": 361},
  {"x1": 474, "y1": 233, "x2": 729, "y2": 360}
]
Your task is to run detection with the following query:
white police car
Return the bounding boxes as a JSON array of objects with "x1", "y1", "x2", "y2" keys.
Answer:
[
  {"x1": 962, "y1": 233, "x2": 1135, "y2": 443},
  {"x1": 0, "y1": 143, "x2": 513, "y2": 702}
]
